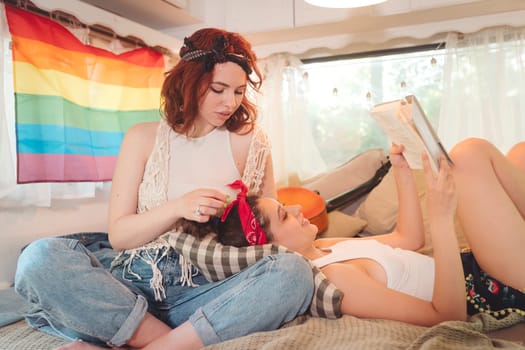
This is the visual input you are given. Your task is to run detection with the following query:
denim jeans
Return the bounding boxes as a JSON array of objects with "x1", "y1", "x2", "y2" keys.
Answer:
[{"x1": 14, "y1": 237, "x2": 313, "y2": 346}]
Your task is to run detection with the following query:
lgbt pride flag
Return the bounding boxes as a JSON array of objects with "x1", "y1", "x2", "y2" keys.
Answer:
[{"x1": 5, "y1": 5, "x2": 165, "y2": 183}]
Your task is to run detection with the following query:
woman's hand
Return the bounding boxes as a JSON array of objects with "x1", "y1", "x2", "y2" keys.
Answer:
[
  {"x1": 175, "y1": 188, "x2": 230, "y2": 223},
  {"x1": 389, "y1": 143, "x2": 410, "y2": 169},
  {"x1": 422, "y1": 154, "x2": 457, "y2": 221}
]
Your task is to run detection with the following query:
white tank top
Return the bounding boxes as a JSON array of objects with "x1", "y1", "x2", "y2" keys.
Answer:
[
  {"x1": 167, "y1": 127, "x2": 241, "y2": 200},
  {"x1": 312, "y1": 239, "x2": 435, "y2": 301}
]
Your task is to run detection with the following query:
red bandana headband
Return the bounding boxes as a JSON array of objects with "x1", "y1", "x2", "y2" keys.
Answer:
[{"x1": 220, "y1": 180, "x2": 267, "y2": 245}]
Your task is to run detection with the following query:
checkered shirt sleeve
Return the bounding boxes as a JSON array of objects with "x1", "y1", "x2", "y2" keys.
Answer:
[{"x1": 168, "y1": 232, "x2": 343, "y2": 319}]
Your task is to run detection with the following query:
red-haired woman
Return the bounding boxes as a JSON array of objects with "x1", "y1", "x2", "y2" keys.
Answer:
[{"x1": 15, "y1": 28, "x2": 315, "y2": 350}]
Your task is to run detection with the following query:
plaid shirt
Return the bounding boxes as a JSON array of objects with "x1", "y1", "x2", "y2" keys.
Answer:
[{"x1": 168, "y1": 232, "x2": 343, "y2": 318}]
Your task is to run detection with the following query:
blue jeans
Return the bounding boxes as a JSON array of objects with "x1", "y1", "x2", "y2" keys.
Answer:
[{"x1": 14, "y1": 237, "x2": 313, "y2": 346}]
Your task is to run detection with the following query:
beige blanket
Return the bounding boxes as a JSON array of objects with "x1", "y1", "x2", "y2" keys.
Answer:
[
  {"x1": 1, "y1": 313, "x2": 524, "y2": 350},
  {"x1": 206, "y1": 313, "x2": 525, "y2": 350}
]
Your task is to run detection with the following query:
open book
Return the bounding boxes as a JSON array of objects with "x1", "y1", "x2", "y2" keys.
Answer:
[{"x1": 369, "y1": 95, "x2": 452, "y2": 173}]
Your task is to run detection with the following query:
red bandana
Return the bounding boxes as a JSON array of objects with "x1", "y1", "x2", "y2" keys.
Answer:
[{"x1": 221, "y1": 180, "x2": 267, "y2": 245}]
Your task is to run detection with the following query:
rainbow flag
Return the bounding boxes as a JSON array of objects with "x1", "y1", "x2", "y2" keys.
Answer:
[{"x1": 5, "y1": 5, "x2": 165, "y2": 183}]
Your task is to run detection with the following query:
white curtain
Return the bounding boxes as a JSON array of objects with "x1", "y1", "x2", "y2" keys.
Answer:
[
  {"x1": 0, "y1": 4, "x2": 19, "y2": 203},
  {"x1": 256, "y1": 53, "x2": 327, "y2": 187},
  {"x1": 438, "y1": 26, "x2": 525, "y2": 153}
]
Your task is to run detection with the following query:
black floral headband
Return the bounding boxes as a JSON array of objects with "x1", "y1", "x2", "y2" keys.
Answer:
[{"x1": 180, "y1": 35, "x2": 253, "y2": 75}]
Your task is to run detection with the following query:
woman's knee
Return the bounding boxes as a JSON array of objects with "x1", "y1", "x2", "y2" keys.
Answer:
[
  {"x1": 15, "y1": 238, "x2": 78, "y2": 289},
  {"x1": 449, "y1": 138, "x2": 497, "y2": 171},
  {"x1": 17, "y1": 238, "x2": 55, "y2": 273},
  {"x1": 265, "y1": 254, "x2": 314, "y2": 307},
  {"x1": 450, "y1": 138, "x2": 491, "y2": 161},
  {"x1": 507, "y1": 141, "x2": 525, "y2": 156},
  {"x1": 272, "y1": 254, "x2": 313, "y2": 284},
  {"x1": 506, "y1": 141, "x2": 525, "y2": 172}
]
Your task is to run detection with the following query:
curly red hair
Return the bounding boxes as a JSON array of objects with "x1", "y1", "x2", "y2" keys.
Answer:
[{"x1": 161, "y1": 28, "x2": 263, "y2": 135}]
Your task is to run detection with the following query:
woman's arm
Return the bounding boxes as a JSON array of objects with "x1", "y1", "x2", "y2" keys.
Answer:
[
  {"x1": 108, "y1": 123, "x2": 228, "y2": 250},
  {"x1": 315, "y1": 144, "x2": 424, "y2": 250},
  {"x1": 323, "y1": 261, "x2": 465, "y2": 326},
  {"x1": 108, "y1": 122, "x2": 166, "y2": 250},
  {"x1": 364, "y1": 144, "x2": 425, "y2": 250},
  {"x1": 366, "y1": 153, "x2": 465, "y2": 323}
]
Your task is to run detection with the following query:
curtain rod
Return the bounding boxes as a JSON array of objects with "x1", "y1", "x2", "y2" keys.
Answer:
[
  {"x1": 2, "y1": 0, "x2": 173, "y2": 56},
  {"x1": 301, "y1": 43, "x2": 446, "y2": 64}
]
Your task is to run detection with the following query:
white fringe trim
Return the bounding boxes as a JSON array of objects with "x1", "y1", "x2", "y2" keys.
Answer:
[
  {"x1": 110, "y1": 240, "x2": 199, "y2": 302},
  {"x1": 179, "y1": 255, "x2": 199, "y2": 287}
]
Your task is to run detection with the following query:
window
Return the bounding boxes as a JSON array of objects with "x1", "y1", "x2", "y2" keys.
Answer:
[{"x1": 301, "y1": 45, "x2": 445, "y2": 170}]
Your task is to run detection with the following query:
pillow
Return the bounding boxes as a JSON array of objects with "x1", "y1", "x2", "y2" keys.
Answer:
[
  {"x1": 354, "y1": 168, "x2": 399, "y2": 235},
  {"x1": 302, "y1": 148, "x2": 387, "y2": 201},
  {"x1": 319, "y1": 210, "x2": 367, "y2": 238},
  {"x1": 355, "y1": 168, "x2": 468, "y2": 256}
]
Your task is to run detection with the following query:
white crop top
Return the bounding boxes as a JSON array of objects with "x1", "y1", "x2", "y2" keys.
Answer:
[
  {"x1": 312, "y1": 239, "x2": 435, "y2": 301},
  {"x1": 167, "y1": 127, "x2": 241, "y2": 200}
]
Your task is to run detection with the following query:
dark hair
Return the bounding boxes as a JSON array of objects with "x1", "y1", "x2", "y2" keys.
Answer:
[
  {"x1": 173, "y1": 195, "x2": 272, "y2": 247},
  {"x1": 172, "y1": 217, "x2": 215, "y2": 240},
  {"x1": 161, "y1": 28, "x2": 262, "y2": 136}
]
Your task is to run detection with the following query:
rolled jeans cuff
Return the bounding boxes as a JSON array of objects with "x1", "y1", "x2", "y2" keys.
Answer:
[
  {"x1": 108, "y1": 294, "x2": 149, "y2": 347},
  {"x1": 189, "y1": 308, "x2": 221, "y2": 346}
]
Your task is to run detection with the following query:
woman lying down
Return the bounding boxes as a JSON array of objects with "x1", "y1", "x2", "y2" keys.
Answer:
[{"x1": 185, "y1": 138, "x2": 525, "y2": 327}]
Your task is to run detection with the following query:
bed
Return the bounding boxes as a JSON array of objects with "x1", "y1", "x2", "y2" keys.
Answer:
[
  {"x1": 1, "y1": 287, "x2": 524, "y2": 350},
  {"x1": 1, "y1": 149, "x2": 524, "y2": 350}
]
